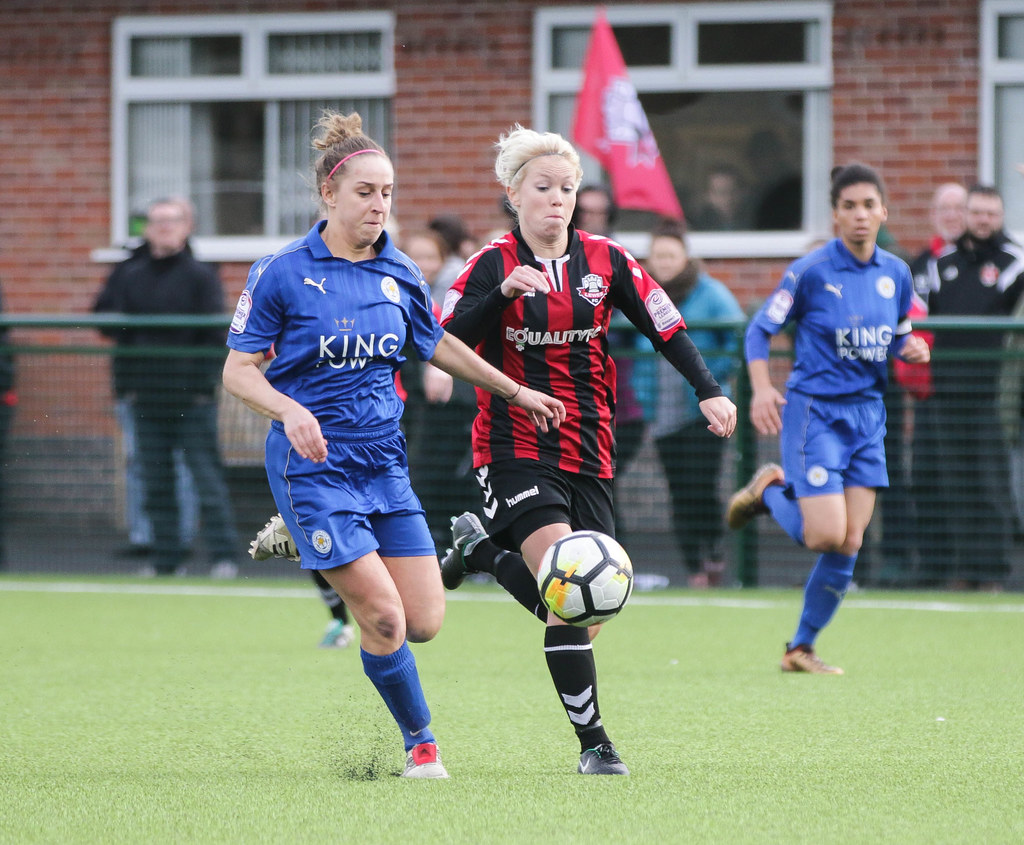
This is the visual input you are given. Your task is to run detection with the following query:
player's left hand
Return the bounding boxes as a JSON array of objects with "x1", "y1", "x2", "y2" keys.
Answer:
[
  {"x1": 509, "y1": 385, "x2": 566, "y2": 433},
  {"x1": 899, "y1": 334, "x2": 931, "y2": 363},
  {"x1": 699, "y1": 395, "x2": 738, "y2": 438}
]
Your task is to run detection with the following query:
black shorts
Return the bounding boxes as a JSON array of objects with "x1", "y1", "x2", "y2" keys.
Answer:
[{"x1": 473, "y1": 459, "x2": 614, "y2": 550}]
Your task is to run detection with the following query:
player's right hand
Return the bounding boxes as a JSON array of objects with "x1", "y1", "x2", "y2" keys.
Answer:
[
  {"x1": 750, "y1": 386, "x2": 786, "y2": 436},
  {"x1": 500, "y1": 265, "x2": 550, "y2": 299},
  {"x1": 282, "y1": 404, "x2": 328, "y2": 463},
  {"x1": 510, "y1": 386, "x2": 566, "y2": 432}
]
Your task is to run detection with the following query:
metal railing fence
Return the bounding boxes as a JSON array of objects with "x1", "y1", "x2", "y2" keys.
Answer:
[{"x1": 1, "y1": 314, "x2": 1022, "y2": 590}]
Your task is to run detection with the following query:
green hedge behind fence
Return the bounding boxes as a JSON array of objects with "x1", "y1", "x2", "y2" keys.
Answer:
[{"x1": 2, "y1": 314, "x2": 1023, "y2": 590}]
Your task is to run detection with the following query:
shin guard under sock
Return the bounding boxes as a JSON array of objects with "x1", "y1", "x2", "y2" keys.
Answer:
[
  {"x1": 544, "y1": 625, "x2": 610, "y2": 752},
  {"x1": 361, "y1": 642, "x2": 434, "y2": 751},
  {"x1": 792, "y1": 552, "x2": 857, "y2": 648}
]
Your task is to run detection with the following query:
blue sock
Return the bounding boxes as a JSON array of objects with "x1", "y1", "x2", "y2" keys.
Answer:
[
  {"x1": 791, "y1": 552, "x2": 857, "y2": 648},
  {"x1": 360, "y1": 642, "x2": 435, "y2": 751},
  {"x1": 764, "y1": 484, "x2": 804, "y2": 545}
]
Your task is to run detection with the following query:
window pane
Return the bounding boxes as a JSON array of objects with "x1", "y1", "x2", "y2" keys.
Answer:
[
  {"x1": 614, "y1": 26, "x2": 671, "y2": 67},
  {"x1": 128, "y1": 101, "x2": 264, "y2": 236},
  {"x1": 127, "y1": 103, "x2": 190, "y2": 217},
  {"x1": 552, "y1": 26, "x2": 589, "y2": 69},
  {"x1": 128, "y1": 98, "x2": 391, "y2": 238},
  {"x1": 193, "y1": 102, "x2": 265, "y2": 237},
  {"x1": 130, "y1": 36, "x2": 241, "y2": 77},
  {"x1": 648, "y1": 90, "x2": 804, "y2": 231},
  {"x1": 553, "y1": 90, "x2": 805, "y2": 232},
  {"x1": 268, "y1": 32, "x2": 382, "y2": 74},
  {"x1": 552, "y1": 24, "x2": 670, "y2": 69},
  {"x1": 996, "y1": 86, "x2": 1024, "y2": 229},
  {"x1": 997, "y1": 15, "x2": 1024, "y2": 60},
  {"x1": 697, "y1": 21, "x2": 809, "y2": 64}
]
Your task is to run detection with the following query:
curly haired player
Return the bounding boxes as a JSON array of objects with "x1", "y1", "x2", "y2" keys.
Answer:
[
  {"x1": 223, "y1": 110, "x2": 564, "y2": 779},
  {"x1": 727, "y1": 163, "x2": 930, "y2": 674}
]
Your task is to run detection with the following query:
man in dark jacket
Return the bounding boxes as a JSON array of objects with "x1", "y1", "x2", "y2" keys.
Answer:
[
  {"x1": 94, "y1": 198, "x2": 238, "y2": 576},
  {"x1": 913, "y1": 184, "x2": 1024, "y2": 590}
]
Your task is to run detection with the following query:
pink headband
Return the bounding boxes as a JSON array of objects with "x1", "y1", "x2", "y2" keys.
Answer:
[{"x1": 326, "y1": 148, "x2": 385, "y2": 181}]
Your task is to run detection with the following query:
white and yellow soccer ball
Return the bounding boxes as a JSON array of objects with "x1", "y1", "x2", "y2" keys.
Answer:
[{"x1": 536, "y1": 530, "x2": 634, "y2": 626}]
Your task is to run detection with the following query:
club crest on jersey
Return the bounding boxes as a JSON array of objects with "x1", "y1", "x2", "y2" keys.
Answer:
[
  {"x1": 875, "y1": 276, "x2": 895, "y2": 299},
  {"x1": 381, "y1": 276, "x2": 401, "y2": 303},
  {"x1": 229, "y1": 290, "x2": 252, "y2": 334},
  {"x1": 980, "y1": 263, "x2": 999, "y2": 287},
  {"x1": 311, "y1": 530, "x2": 333, "y2": 555},
  {"x1": 576, "y1": 273, "x2": 609, "y2": 306}
]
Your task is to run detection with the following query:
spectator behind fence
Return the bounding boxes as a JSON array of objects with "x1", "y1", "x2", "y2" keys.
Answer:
[
  {"x1": 428, "y1": 213, "x2": 478, "y2": 295},
  {"x1": 401, "y1": 229, "x2": 479, "y2": 551},
  {"x1": 93, "y1": 197, "x2": 239, "y2": 578},
  {"x1": 94, "y1": 249, "x2": 199, "y2": 559},
  {"x1": 569, "y1": 185, "x2": 647, "y2": 546},
  {"x1": 0, "y1": 279, "x2": 17, "y2": 569},
  {"x1": 727, "y1": 163, "x2": 930, "y2": 674},
  {"x1": 635, "y1": 219, "x2": 745, "y2": 587},
  {"x1": 872, "y1": 183, "x2": 966, "y2": 586},
  {"x1": 913, "y1": 184, "x2": 1024, "y2": 591},
  {"x1": 688, "y1": 164, "x2": 752, "y2": 232}
]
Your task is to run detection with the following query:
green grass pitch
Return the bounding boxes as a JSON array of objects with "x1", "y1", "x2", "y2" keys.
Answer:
[{"x1": 2, "y1": 576, "x2": 1022, "y2": 844}]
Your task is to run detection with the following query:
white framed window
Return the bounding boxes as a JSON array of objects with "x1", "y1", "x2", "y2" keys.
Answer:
[
  {"x1": 534, "y1": 2, "x2": 833, "y2": 258},
  {"x1": 981, "y1": 0, "x2": 1024, "y2": 241},
  {"x1": 109, "y1": 12, "x2": 394, "y2": 262}
]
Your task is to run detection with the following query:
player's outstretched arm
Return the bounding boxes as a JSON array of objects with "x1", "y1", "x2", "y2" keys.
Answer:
[{"x1": 429, "y1": 332, "x2": 565, "y2": 431}]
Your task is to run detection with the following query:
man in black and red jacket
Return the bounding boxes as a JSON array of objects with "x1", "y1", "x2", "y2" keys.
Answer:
[{"x1": 913, "y1": 184, "x2": 1024, "y2": 590}]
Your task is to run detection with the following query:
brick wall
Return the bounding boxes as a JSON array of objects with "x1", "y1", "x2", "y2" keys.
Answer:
[
  {"x1": 0, "y1": 0, "x2": 985, "y2": 319},
  {"x1": 831, "y1": 0, "x2": 978, "y2": 250}
]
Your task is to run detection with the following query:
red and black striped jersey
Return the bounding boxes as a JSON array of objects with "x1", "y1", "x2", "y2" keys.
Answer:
[{"x1": 441, "y1": 226, "x2": 686, "y2": 478}]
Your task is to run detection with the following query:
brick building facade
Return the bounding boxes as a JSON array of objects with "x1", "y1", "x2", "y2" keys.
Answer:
[{"x1": 0, "y1": 0, "x2": 996, "y2": 317}]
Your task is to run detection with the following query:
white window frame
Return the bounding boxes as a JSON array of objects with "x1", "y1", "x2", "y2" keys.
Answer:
[
  {"x1": 102, "y1": 12, "x2": 395, "y2": 264},
  {"x1": 980, "y1": 0, "x2": 1024, "y2": 243},
  {"x1": 534, "y1": 2, "x2": 833, "y2": 259}
]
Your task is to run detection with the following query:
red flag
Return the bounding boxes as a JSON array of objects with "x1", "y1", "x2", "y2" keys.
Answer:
[{"x1": 571, "y1": 9, "x2": 683, "y2": 220}]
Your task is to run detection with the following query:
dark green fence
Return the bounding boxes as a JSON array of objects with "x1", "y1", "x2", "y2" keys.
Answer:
[{"x1": 1, "y1": 314, "x2": 1022, "y2": 591}]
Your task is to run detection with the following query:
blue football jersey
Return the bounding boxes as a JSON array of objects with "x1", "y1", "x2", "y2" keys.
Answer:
[
  {"x1": 747, "y1": 238, "x2": 913, "y2": 400},
  {"x1": 227, "y1": 222, "x2": 444, "y2": 430}
]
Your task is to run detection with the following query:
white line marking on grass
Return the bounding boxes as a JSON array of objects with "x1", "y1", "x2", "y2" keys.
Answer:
[
  {"x1": 1, "y1": 580, "x2": 1023, "y2": 614},
  {"x1": 0, "y1": 580, "x2": 317, "y2": 599}
]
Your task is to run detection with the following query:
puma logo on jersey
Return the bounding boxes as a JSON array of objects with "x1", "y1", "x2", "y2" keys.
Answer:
[
  {"x1": 303, "y1": 277, "x2": 327, "y2": 294},
  {"x1": 824, "y1": 283, "x2": 843, "y2": 298}
]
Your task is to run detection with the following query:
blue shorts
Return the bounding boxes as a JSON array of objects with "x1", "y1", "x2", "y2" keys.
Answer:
[
  {"x1": 780, "y1": 391, "x2": 888, "y2": 498},
  {"x1": 265, "y1": 421, "x2": 436, "y2": 569}
]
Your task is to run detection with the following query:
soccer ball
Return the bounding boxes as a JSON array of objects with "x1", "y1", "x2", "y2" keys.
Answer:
[{"x1": 536, "y1": 531, "x2": 634, "y2": 626}]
